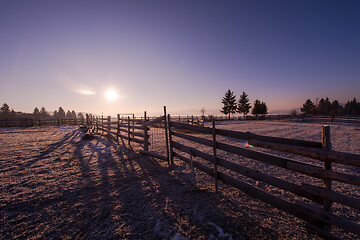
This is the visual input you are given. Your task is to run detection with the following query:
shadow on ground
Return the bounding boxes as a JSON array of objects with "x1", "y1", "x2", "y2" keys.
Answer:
[{"x1": 1, "y1": 128, "x2": 287, "y2": 239}]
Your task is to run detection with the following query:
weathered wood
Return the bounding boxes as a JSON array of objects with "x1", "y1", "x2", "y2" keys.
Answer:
[
  {"x1": 170, "y1": 121, "x2": 322, "y2": 148},
  {"x1": 305, "y1": 223, "x2": 343, "y2": 240},
  {"x1": 295, "y1": 201, "x2": 360, "y2": 236},
  {"x1": 301, "y1": 183, "x2": 360, "y2": 211},
  {"x1": 212, "y1": 120, "x2": 218, "y2": 193},
  {"x1": 322, "y1": 125, "x2": 332, "y2": 232},
  {"x1": 216, "y1": 128, "x2": 322, "y2": 148},
  {"x1": 115, "y1": 133, "x2": 148, "y2": 145},
  {"x1": 247, "y1": 139, "x2": 360, "y2": 167},
  {"x1": 117, "y1": 114, "x2": 120, "y2": 141},
  {"x1": 144, "y1": 111, "x2": 149, "y2": 151},
  {"x1": 170, "y1": 121, "x2": 212, "y2": 134},
  {"x1": 172, "y1": 141, "x2": 323, "y2": 204},
  {"x1": 164, "y1": 106, "x2": 170, "y2": 165},
  {"x1": 140, "y1": 150, "x2": 168, "y2": 161},
  {"x1": 171, "y1": 131, "x2": 213, "y2": 147},
  {"x1": 168, "y1": 114, "x2": 174, "y2": 165},
  {"x1": 143, "y1": 115, "x2": 166, "y2": 127},
  {"x1": 118, "y1": 123, "x2": 148, "y2": 130},
  {"x1": 127, "y1": 116, "x2": 131, "y2": 145},
  {"x1": 287, "y1": 161, "x2": 360, "y2": 186}
]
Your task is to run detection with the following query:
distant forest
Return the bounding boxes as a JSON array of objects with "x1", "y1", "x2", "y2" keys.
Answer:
[
  {"x1": 0, "y1": 103, "x2": 84, "y2": 120},
  {"x1": 301, "y1": 98, "x2": 360, "y2": 115}
]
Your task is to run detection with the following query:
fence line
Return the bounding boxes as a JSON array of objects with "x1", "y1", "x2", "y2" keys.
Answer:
[{"x1": 167, "y1": 117, "x2": 360, "y2": 239}]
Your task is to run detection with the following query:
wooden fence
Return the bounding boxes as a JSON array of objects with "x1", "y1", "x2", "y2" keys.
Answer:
[
  {"x1": 165, "y1": 118, "x2": 360, "y2": 239},
  {"x1": 0, "y1": 118, "x2": 82, "y2": 127},
  {"x1": 84, "y1": 108, "x2": 360, "y2": 238}
]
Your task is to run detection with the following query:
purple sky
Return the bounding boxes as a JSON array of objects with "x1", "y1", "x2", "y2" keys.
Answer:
[{"x1": 1, "y1": 0, "x2": 359, "y2": 116}]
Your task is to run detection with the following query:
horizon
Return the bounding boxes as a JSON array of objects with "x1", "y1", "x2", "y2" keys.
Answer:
[{"x1": 1, "y1": 1, "x2": 359, "y2": 116}]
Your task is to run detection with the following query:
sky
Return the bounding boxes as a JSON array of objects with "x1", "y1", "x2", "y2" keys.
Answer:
[{"x1": 1, "y1": 0, "x2": 359, "y2": 117}]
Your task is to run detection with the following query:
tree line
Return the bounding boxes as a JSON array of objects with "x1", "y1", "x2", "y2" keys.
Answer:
[
  {"x1": 301, "y1": 98, "x2": 360, "y2": 115},
  {"x1": 220, "y1": 89, "x2": 268, "y2": 119},
  {"x1": 0, "y1": 103, "x2": 85, "y2": 120}
]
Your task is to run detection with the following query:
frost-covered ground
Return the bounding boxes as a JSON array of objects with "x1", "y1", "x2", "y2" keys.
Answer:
[{"x1": 0, "y1": 122, "x2": 359, "y2": 239}]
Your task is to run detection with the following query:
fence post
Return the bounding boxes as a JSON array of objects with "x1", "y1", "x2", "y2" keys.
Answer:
[
  {"x1": 212, "y1": 119, "x2": 218, "y2": 193},
  {"x1": 322, "y1": 125, "x2": 332, "y2": 231},
  {"x1": 128, "y1": 116, "x2": 131, "y2": 146},
  {"x1": 107, "y1": 116, "x2": 111, "y2": 135},
  {"x1": 144, "y1": 111, "x2": 149, "y2": 151},
  {"x1": 132, "y1": 114, "x2": 135, "y2": 138},
  {"x1": 168, "y1": 114, "x2": 174, "y2": 165},
  {"x1": 117, "y1": 114, "x2": 120, "y2": 142},
  {"x1": 163, "y1": 106, "x2": 170, "y2": 165}
]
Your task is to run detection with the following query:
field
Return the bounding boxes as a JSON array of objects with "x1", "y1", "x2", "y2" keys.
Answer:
[{"x1": 1, "y1": 121, "x2": 359, "y2": 239}]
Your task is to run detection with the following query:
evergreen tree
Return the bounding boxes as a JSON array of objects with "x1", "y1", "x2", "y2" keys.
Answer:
[
  {"x1": 251, "y1": 100, "x2": 262, "y2": 117},
  {"x1": 71, "y1": 110, "x2": 77, "y2": 119},
  {"x1": 66, "y1": 110, "x2": 72, "y2": 119},
  {"x1": 58, "y1": 107, "x2": 66, "y2": 119},
  {"x1": 1, "y1": 103, "x2": 10, "y2": 114},
  {"x1": 33, "y1": 107, "x2": 40, "y2": 119},
  {"x1": 260, "y1": 101, "x2": 268, "y2": 115},
  {"x1": 324, "y1": 97, "x2": 332, "y2": 114},
  {"x1": 53, "y1": 110, "x2": 58, "y2": 119},
  {"x1": 77, "y1": 112, "x2": 84, "y2": 121},
  {"x1": 40, "y1": 107, "x2": 49, "y2": 118},
  {"x1": 237, "y1": 91, "x2": 251, "y2": 120},
  {"x1": 301, "y1": 99, "x2": 315, "y2": 115},
  {"x1": 330, "y1": 100, "x2": 343, "y2": 115},
  {"x1": 252, "y1": 100, "x2": 268, "y2": 118},
  {"x1": 220, "y1": 89, "x2": 237, "y2": 120},
  {"x1": 317, "y1": 98, "x2": 325, "y2": 114}
]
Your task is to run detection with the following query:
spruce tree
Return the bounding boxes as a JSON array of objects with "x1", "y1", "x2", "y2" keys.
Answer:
[
  {"x1": 251, "y1": 99, "x2": 261, "y2": 118},
  {"x1": 40, "y1": 107, "x2": 49, "y2": 118},
  {"x1": 221, "y1": 89, "x2": 237, "y2": 120},
  {"x1": 58, "y1": 107, "x2": 66, "y2": 119},
  {"x1": 33, "y1": 107, "x2": 40, "y2": 119},
  {"x1": 1, "y1": 103, "x2": 10, "y2": 114},
  {"x1": 301, "y1": 99, "x2": 315, "y2": 115},
  {"x1": 237, "y1": 92, "x2": 251, "y2": 120}
]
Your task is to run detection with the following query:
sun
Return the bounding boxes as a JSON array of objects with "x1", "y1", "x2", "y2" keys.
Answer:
[{"x1": 105, "y1": 89, "x2": 118, "y2": 101}]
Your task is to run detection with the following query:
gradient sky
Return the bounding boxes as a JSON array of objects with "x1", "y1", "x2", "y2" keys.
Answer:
[{"x1": 1, "y1": 0, "x2": 359, "y2": 116}]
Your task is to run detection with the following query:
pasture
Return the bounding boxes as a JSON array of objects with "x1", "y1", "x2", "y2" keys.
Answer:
[{"x1": 1, "y1": 121, "x2": 359, "y2": 239}]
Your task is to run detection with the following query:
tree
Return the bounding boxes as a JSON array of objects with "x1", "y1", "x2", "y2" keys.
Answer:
[
  {"x1": 53, "y1": 110, "x2": 58, "y2": 119},
  {"x1": 317, "y1": 98, "x2": 325, "y2": 114},
  {"x1": 237, "y1": 91, "x2": 251, "y2": 120},
  {"x1": 33, "y1": 107, "x2": 40, "y2": 119},
  {"x1": 324, "y1": 97, "x2": 332, "y2": 114},
  {"x1": 77, "y1": 112, "x2": 84, "y2": 121},
  {"x1": 330, "y1": 100, "x2": 343, "y2": 115},
  {"x1": 252, "y1": 100, "x2": 268, "y2": 118},
  {"x1": 40, "y1": 107, "x2": 49, "y2": 118},
  {"x1": 66, "y1": 110, "x2": 72, "y2": 119},
  {"x1": 260, "y1": 101, "x2": 268, "y2": 116},
  {"x1": 58, "y1": 107, "x2": 66, "y2": 119},
  {"x1": 221, "y1": 89, "x2": 237, "y2": 120},
  {"x1": 301, "y1": 99, "x2": 315, "y2": 115},
  {"x1": 71, "y1": 110, "x2": 77, "y2": 119},
  {"x1": 200, "y1": 107, "x2": 206, "y2": 121},
  {"x1": 1, "y1": 103, "x2": 10, "y2": 114}
]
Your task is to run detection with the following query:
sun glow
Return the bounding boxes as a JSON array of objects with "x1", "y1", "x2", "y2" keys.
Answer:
[{"x1": 105, "y1": 89, "x2": 118, "y2": 101}]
